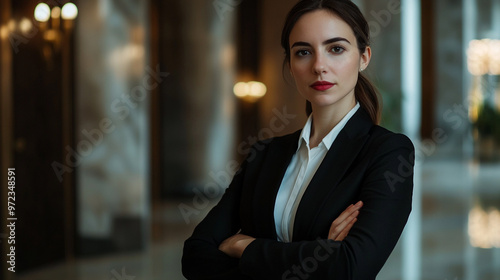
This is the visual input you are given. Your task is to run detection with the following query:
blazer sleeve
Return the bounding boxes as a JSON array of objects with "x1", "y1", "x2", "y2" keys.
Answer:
[
  {"x1": 238, "y1": 133, "x2": 415, "y2": 279},
  {"x1": 182, "y1": 154, "x2": 251, "y2": 280}
]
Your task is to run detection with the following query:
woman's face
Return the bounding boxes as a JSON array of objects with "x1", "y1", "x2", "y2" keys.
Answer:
[{"x1": 289, "y1": 9, "x2": 371, "y2": 113}]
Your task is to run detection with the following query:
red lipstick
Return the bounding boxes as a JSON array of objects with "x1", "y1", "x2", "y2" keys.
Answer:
[{"x1": 310, "y1": 81, "x2": 335, "y2": 91}]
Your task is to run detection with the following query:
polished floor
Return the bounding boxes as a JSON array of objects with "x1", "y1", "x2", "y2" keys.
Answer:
[{"x1": 16, "y1": 149, "x2": 500, "y2": 280}]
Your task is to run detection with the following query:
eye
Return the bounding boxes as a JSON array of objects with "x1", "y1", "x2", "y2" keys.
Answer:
[
  {"x1": 295, "y1": 50, "x2": 311, "y2": 57},
  {"x1": 330, "y1": 46, "x2": 345, "y2": 54}
]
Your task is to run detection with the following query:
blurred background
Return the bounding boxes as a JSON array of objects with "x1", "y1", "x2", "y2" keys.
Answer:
[{"x1": 0, "y1": 0, "x2": 499, "y2": 279}]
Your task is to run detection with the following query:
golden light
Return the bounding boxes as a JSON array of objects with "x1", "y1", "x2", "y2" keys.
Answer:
[
  {"x1": 0, "y1": 26, "x2": 9, "y2": 40},
  {"x1": 19, "y1": 18, "x2": 33, "y2": 34},
  {"x1": 8, "y1": 19, "x2": 16, "y2": 31},
  {"x1": 467, "y1": 39, "x2": 500, "y2": 76},
  {"x1": 32, "y1": 2, "x2": 78, "y2": 62},
  {"x1": 468, "y1": 205, "x2": 500, "y2": 248},
  {"x1": 248, "y1": 81, "x2": 267, "y2": 98},
  {"x1": 233, "y1": 81, "x2": 267, "y2": 101},
  {"x1": 43, "y1": 29, "x2": 58, "y2": 41},
  {"x1": 61, "y1": 3, "x2": 78, "y2": 20},
  {"x1": 489, "y1": 40, "x2": 500, "y2": 75},
  {"x1": 51, "y1": 6, "x2": 61, "y2": 19},
  {"x1": 233, "y1": 82, "x2": 250, "y2": 98},
  {"x1": 34, "y1": 3, "x2": 51, "y2": 22}
]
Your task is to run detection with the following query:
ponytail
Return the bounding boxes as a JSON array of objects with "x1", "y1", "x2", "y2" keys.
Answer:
[{"x1": 355, "y1": 73, "x2": 380, "y2": 124}]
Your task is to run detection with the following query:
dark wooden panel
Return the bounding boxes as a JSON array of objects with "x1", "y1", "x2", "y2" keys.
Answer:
[{"x1": 10, "y1": 0, "x2": 74, "y2": 273}]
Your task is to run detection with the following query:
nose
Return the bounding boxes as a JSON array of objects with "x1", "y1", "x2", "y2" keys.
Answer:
[{"x1": 312, "y1": 53, "x2": 327, "y2": 75}]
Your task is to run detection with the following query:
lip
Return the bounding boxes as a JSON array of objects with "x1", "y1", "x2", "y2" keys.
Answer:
[{"x1": 310, "y1": 81, "x2": 335, "y2": 91}]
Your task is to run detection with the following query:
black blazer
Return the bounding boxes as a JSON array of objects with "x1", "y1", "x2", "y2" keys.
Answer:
[{"x1": 182, "y1": 108, "x2": 415, "y2": 280}]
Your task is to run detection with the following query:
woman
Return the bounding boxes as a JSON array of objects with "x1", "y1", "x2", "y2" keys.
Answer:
[{"x1": 182, "y1": 0, "x2": 414, "y2": 279}]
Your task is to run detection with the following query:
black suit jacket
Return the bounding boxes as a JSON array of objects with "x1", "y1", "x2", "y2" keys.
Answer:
[{"x1": 182, "y1": 108, "x2": 415, "y2": 280}]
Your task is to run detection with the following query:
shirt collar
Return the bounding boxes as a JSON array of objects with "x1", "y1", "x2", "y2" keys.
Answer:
[{"x1": 298, "y1": 102, "x2": 360, "y2": 151}]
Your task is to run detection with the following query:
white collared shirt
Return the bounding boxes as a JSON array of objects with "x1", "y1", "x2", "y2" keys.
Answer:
[{"x1": 273, "y1": 103, "x2": 360, "y2": 242}]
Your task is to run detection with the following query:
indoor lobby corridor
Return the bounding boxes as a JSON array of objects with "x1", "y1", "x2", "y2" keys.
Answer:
[
  {"x1": 15, "y1": 149, "x2": 500, "y2": 280},
  {"x1": 2, "y1": 0, "x2": 500, "y2": 279}
]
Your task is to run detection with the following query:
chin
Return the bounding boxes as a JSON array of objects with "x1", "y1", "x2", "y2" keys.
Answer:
[
  {"x1": 309, "y1": 92, "x2": 354, "y2": 109},
  {"x1": 309, "y1": 95, "x2": 342, "y2": 107}
]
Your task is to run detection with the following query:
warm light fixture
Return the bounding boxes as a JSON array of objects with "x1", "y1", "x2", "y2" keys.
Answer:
[
  {"x1": 51, "y1": 6, "x2": 61, "y2": 19},
  {"x1": 32, "y1": 2, "x2": 79, "y2": 62},
  {"x1": 467, "y1": 39, "x2": 500, "y2": 76},
  {"x1": 488, "y1": 40, "x2": 500, "y2": 75},
  {"x1": 8, "y1": 19, "x2": 16, "y2": 31},
  {"x1": 61, "y1": 3, "x2": 78, "y2": 20},
  {"x1": 233, "y1": 81, "x2": 267, "y2": 101},
  {"x1": 0, "y1": 26, "x2": 8, "y2": 40},
  {"x1": 468, "y1": 205, "x2": 500, "y2": 248},
  {"x1": 34, "y1": 3, "x2": 51, "y2": 22},
  {"x1": 19, "y1": 18, "x2": 33, "y2": 34},
  {"x1": 35, "y1": 2, "x2": 78, "y2": 23}
]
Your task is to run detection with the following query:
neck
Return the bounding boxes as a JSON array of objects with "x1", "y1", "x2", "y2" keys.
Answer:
[{"x1": 309, "y1": 97, "x2": 356, "y2": 148}]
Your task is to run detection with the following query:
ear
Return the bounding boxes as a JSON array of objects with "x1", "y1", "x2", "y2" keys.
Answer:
[{"x1": 359, "y1": 46, "x2": 372, "y2": 71}]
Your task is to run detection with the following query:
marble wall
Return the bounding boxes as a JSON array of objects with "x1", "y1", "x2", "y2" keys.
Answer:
[
  {"x1": 434, "y1": 0, "x2": 466, "y2": 152},
  {"x1": 75, "y1": 0, "x2": 150, "y2": 254},
  {"x1": 359, "y1": 0, "x2": 403, "y2": 132},
  {"x1": 434, "y1": 0, "x2": 499, "y2": 154},
  {"x1": 159, "y1": 0, "x2": 237, "y2": 196}
]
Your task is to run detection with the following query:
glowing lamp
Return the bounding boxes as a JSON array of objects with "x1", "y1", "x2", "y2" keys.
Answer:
[
  {"x1": 233, "y1": 81, "x2": 267, "y2": 101},
  {"x1": 34, "y1": 3, "x2": 51, "y2": 22},
  {"x1": 61, "y1": 3, "x2": 78, "y2": 20}
]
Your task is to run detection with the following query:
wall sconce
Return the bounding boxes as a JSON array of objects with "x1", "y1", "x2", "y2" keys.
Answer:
[
  {"x1": 34, "y1": 2, "x2": 78, "y2": 62},
  {"x1": 467, "y1": 39, "x2": 500, "y2": 76},
  {"x1": 468, "y1": 204, "x2": 500, "y2": 248},
  {"x1": 0, "y1": 17, "x2": 36, "y2": 43},
  {"x1": 466, "y1": 39, "x2": 500, "y2": 122},
  {"x1": 35, "y1": 2, "x2": 78, "y2": 23},
  {"x1": 233, "y1": 81, "x2": 267, "y2": 102}
]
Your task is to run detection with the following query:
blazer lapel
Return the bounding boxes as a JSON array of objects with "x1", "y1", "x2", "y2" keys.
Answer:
[
  {"x1": 292, "y1": 108, "x2": 373, "y2": 240},
  {"x1": 252, "y1": 131, "x2": 300, "y2": 239}
]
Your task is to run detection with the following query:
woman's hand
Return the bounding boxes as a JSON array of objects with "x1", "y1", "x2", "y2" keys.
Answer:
[
  {"x1": 218, "y1": 233, "x2": 256, "y2": 258},
  {"x1": 328, "y1": 201, "x2": 363, "y2": 241},
  {"x1": 219, "y1": 202, "x2": 362, "y2": 258}
]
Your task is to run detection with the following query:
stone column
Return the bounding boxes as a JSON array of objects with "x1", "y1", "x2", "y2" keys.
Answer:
[
  {"x1": 75, "y1": 0, "x2": 151, "y2": 255},
  {"x1": 401, "y1": 1, "x2": 422, "y2": 279},
  {"x1": 159, "y1": 0, "x2": 237, "y2": 196}
]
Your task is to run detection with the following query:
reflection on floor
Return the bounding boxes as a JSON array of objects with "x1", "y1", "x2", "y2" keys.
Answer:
[{"x1": 17, "y1": 154, "x2": 500, "y2": 280}]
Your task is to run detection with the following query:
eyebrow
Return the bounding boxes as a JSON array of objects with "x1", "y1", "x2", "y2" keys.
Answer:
[{"x1": 291, "y1": 37, "x2": 351, "y2": 48}]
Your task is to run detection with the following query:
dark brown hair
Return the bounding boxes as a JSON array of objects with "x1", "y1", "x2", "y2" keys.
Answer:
[{"x1": 281, "y1": 0, "x2": 381, "y2": 124}]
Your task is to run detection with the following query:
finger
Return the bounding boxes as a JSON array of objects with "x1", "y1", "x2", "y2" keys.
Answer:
[
  {"x1": 328, "y1": 202, "x2": 363, "y2": 239},
  {"x1": 334, "y1": 217, "x2": 357, "y2": 241},
  {"x1": 329, "y1": 210, "x2": 359, "y2": 239},
  {"x1": 330, "y1": 201, "x2": 363, "y2": 228},
  {"x1": 329, "y1": 210, "x2": 358, "y2": 235},
  {"x1": 330, "y1": 204, "x2": 355, "y2": 228},
  {"x1": 330, "y1": 208, "x2": 360, "y2": 232},
  {"x1": 335, "y1": 217, "x2": 358, "y2": 241}
]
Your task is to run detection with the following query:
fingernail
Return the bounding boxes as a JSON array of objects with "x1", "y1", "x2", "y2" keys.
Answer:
[{"x1": 356, "y1": 201, "x2": 362, "y2": 206}]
